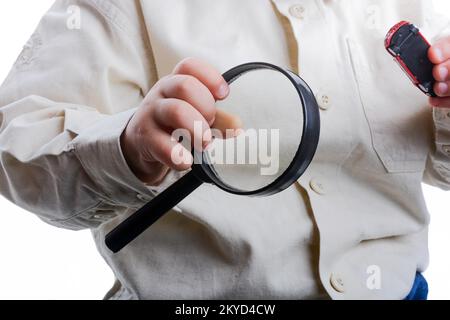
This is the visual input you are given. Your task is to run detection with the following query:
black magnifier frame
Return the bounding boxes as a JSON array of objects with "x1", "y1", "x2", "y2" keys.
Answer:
[
  {"x1": 105, "y1": 62, "x2": 320, "y2": 253},
  {"x1": 198, "y1": 62, "x2": 320, "y2": 196}
]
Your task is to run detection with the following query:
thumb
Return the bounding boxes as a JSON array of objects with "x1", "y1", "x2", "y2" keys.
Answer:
[{"x1": 211, "y1": 108, "x2": 243, "y2": 138}]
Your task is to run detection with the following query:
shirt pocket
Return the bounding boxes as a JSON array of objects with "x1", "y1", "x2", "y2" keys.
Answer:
[{"x1": 345, "y1": 37, "x2": 430, "y2": 173}]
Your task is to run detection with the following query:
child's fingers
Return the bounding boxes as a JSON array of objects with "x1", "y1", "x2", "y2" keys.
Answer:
[
  {"x1": 159, "y1": 74, "x2": 216, "y2": 125},
  {"x1": 153, "y1": 98, "x2": 212, "y2": 149},
  {"x1": 145, "y1": 128, "x2": 193, "y2": 171},
  {"x1": 434, "y1": 81, "x2": 450, "y2": 97},
  {"x1": 212, "y1": 108, "x2": 243, "y2": 138},
  {"x1": 173, "y1": 57, "x2": 229, "y2": 100},
  {"x1": 429, "y1": 36, "x2": 450, "y2": 64},
  {"x1": 430, "y1": 96, "x2": 450, "y2": 108},
  {"x1": 433, "y1": 60, "x2": 450, "y2": 82}
]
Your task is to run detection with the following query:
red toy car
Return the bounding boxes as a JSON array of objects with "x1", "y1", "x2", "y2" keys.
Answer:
[{"x1": 385, "y1": 21, "x2": 436, "y2": 97}]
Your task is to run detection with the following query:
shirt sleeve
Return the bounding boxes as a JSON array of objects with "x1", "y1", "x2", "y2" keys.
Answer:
[
  {"x1": 0, "y1": 0, "x2": 159, "y2": 229},
  {"x1": 423, "y1": 8, "x2": 450, "y2": 190}
]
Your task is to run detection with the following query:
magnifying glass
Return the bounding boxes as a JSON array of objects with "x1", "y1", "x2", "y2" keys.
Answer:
[{"x1": 105, "y1": 62, "x2": 320, "y2": 253}]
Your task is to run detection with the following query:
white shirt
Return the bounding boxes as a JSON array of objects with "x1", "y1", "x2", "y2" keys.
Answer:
[{"x1": 0, "y1": 0, "x2": 449, "y2": 299}]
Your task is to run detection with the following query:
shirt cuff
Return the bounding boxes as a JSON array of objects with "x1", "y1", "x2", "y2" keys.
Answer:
[
  {"x1": 433, "y1": 108, "x2": 450, "y2": 160},
  {"x1": 70, "y1": 107, "x2": 155, "y2": 207}
]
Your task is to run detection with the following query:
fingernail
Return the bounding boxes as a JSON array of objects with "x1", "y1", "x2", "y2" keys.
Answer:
[
  {"x1": 202, "y1": 129, "x2": 212, "y2": 148},
  {"x1": 217, "y1": 83, "x2": 229, "y2": 99},
  {"x1": 434, "y1": 48, "x2": 444, "y2": 62},
  {"x1": 438, "y1": 66, "x2": 448, "y2": 80},
  {"x1": 437, "y1": 82, "x2": 448, "y2": 95}
]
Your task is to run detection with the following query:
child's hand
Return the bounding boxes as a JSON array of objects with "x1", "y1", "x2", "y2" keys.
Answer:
[
  {"x1": 429, "y1": 36, "x2": 450, "y2": 107},
  {"x1": 120, "y1": 58, "x2": 239, "y2": 185}
]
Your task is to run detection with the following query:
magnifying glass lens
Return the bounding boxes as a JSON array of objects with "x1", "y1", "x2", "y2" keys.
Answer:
[{"x1": 206, "y1": 69, "x2": 304, "y2": 192}]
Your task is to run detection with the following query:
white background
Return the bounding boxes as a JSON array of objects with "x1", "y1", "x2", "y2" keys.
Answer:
[{"x1": 0, "y1": 0, "x2": 449, "y2": 300}]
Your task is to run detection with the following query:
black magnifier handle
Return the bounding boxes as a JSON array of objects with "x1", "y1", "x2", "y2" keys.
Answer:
[{"x1": 105, "y1": 170, "x2": 203, "y2": 253}]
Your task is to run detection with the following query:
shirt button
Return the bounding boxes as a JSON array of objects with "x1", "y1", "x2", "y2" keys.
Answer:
[
  {"x1": 330, "y1": 273, "x2": 345, "y2": 293},
  {"x1": 442, "y1": 145, "x2": 450, "y2": 155},
  {"x1": 316, "y1": 92, "x2": 332, "y2": 110},
  {"x1": 289, "y1": 4, "x2": 305, "y2": 19},
  {"x1": 309, "y1": 179, "x2": 326, "y2": 195}
]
